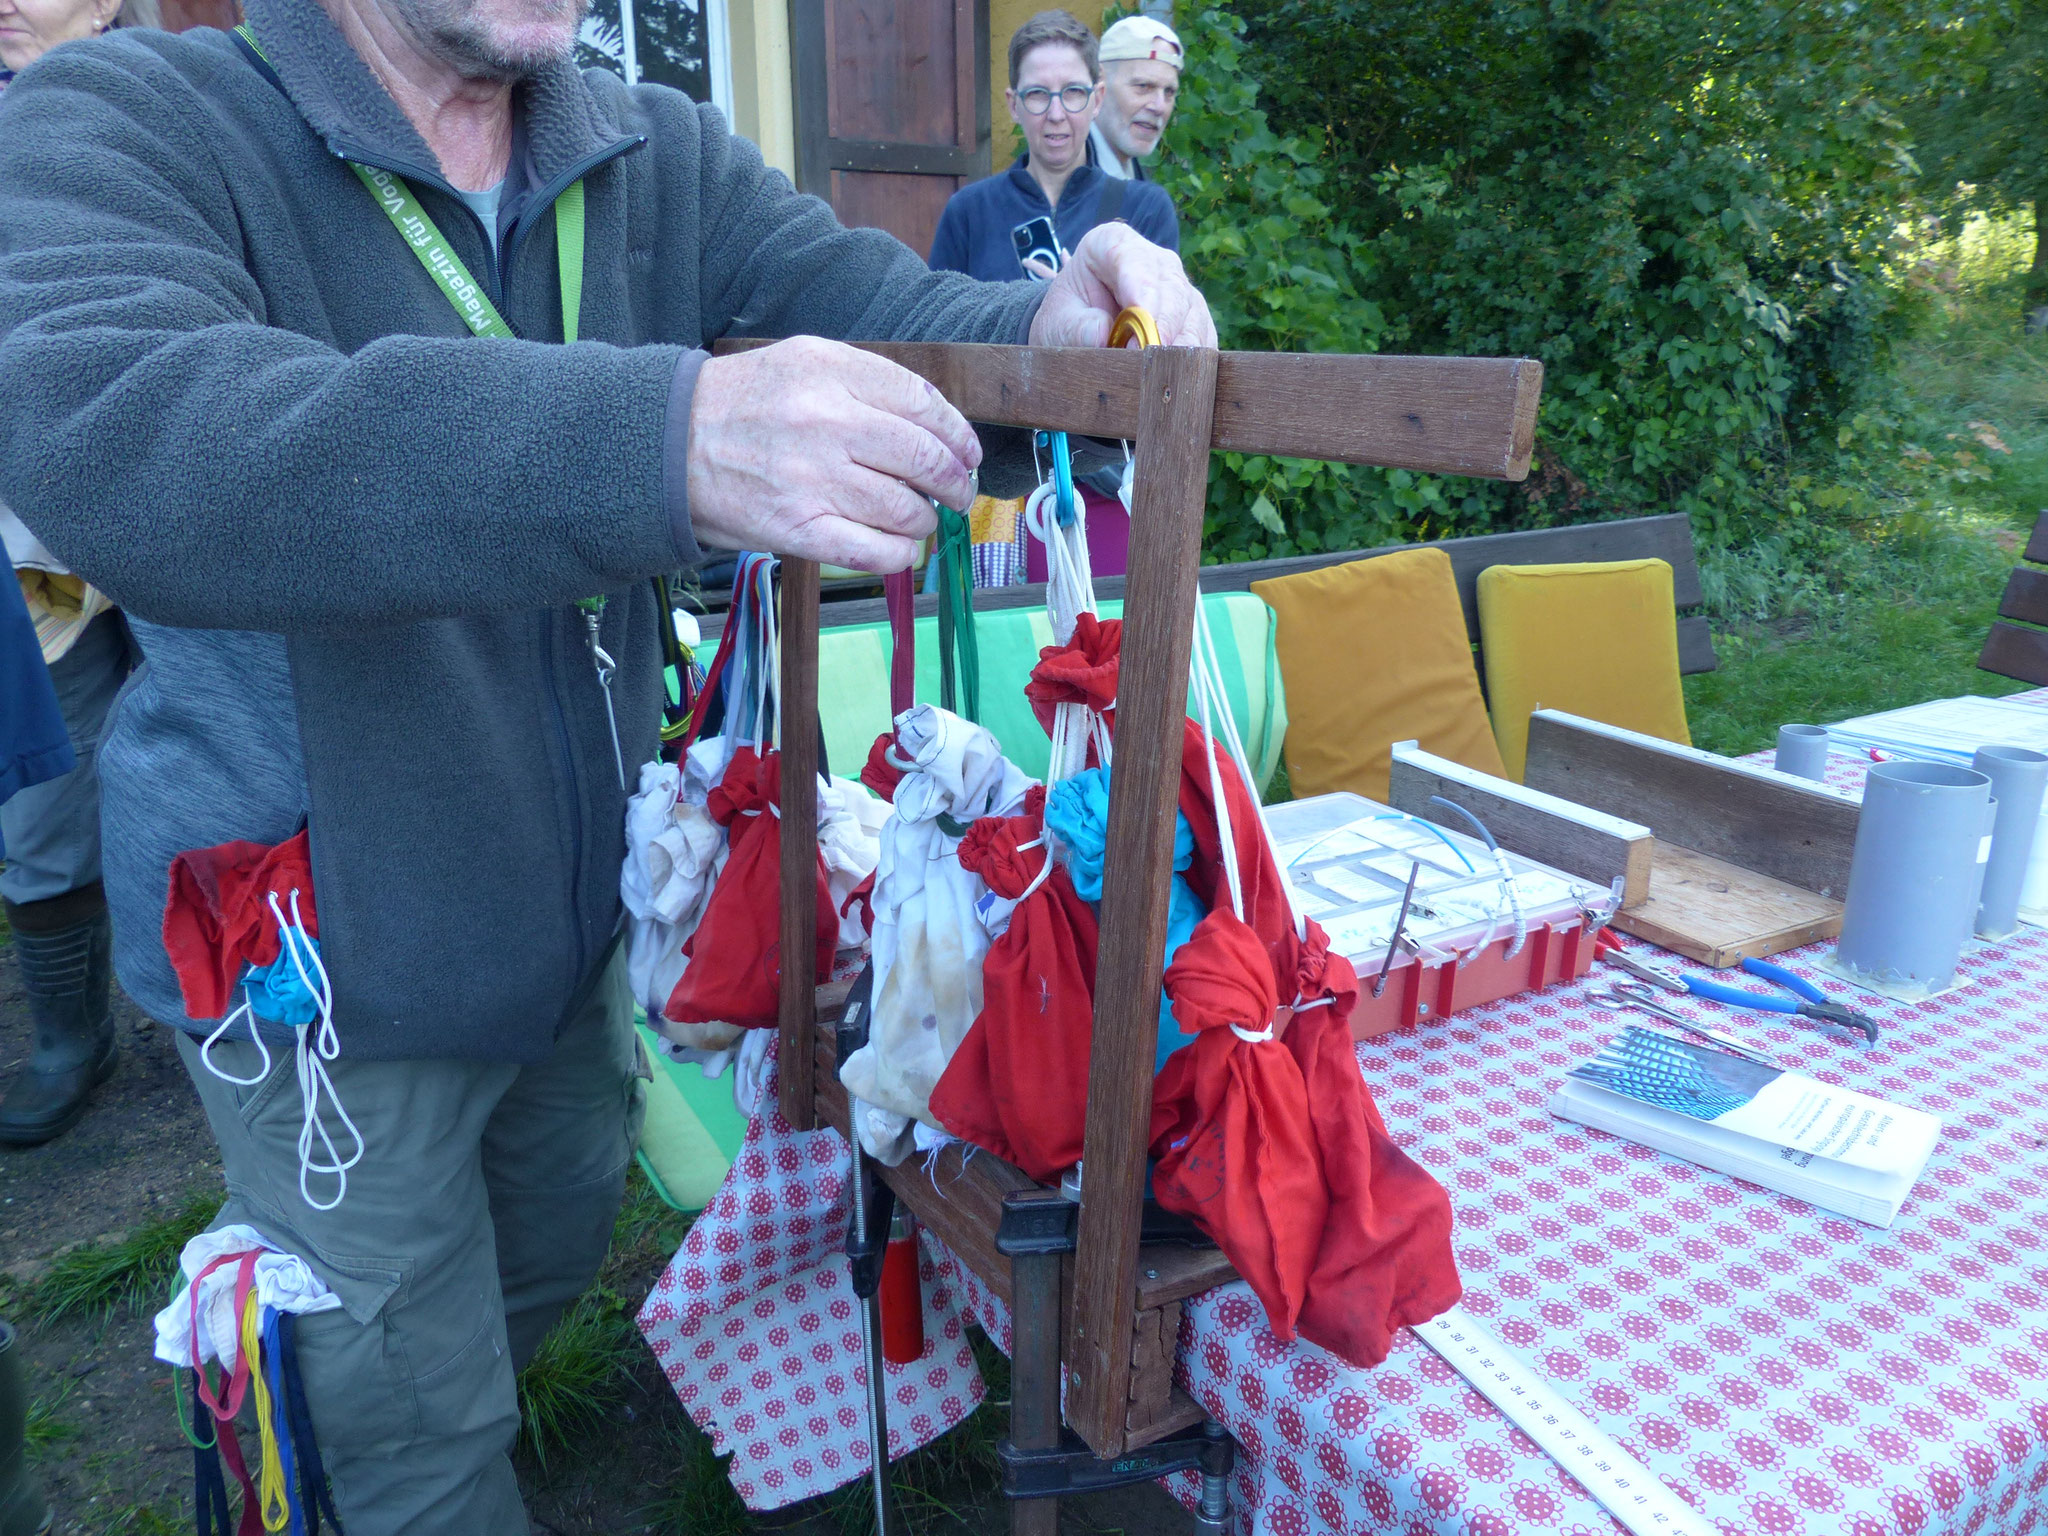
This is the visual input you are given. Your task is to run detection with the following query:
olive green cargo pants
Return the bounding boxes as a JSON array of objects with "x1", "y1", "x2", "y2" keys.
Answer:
[{"x1": 176, "y1": 950, "x2": 644, "y2": 1536}]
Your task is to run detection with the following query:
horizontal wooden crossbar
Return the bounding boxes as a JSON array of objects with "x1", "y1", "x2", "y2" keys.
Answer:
[{"x1": 711, "y1": 340, "x2": 1541, "y2": 479}]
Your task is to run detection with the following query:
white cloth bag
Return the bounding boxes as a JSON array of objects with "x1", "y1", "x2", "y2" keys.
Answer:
[{"x1": 838, "y1": 705, "x2": 1034, "y2": 1164}]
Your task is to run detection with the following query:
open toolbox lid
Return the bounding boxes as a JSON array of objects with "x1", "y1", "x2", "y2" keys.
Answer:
[{"x1": 1265, "y1": 792, "x2": 1621, "y2": 1034}]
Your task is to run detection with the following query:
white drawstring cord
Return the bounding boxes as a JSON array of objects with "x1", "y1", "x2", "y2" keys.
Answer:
[
  {"x1": 1025, "y1": 479, "x2": 1109, "y2": 785},
  {"x1": 1012, "y1": 834, "x2": 1056, "y2": 903},
  {"x1": 1187, "y1": 616, "x2": 1244, "y2": 922},
  {"x1": 200, "y1": 994, "x2": 273, "y2": 1086},
  {"x1": 1193, "y1": 600, "x2": 1305, "y2": 941},
  {"x1": 268, "y1": 889, "x2": 365, "y2": 1212}
]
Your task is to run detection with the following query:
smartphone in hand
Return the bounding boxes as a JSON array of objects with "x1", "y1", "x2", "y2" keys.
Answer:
[{"x1": 1010, "y1": 216, "x2": 1062, "y2": 279}]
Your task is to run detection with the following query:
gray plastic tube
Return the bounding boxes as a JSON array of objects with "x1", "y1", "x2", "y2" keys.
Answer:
[
  {"x1": 1775, "y1": 725, "x2": 1830, "y2": 781},
  {"x1": 1834, "y1": 761, "x2": 1991, "y2": 998},
  {"x1": 1973, "y1": 744, "x2": 2048, "y2": 940}
]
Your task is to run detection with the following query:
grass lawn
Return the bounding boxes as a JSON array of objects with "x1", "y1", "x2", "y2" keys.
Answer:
[
  {"x1": 1685, "y1": 516, "x2": 2037, "y2": 758},
  {"x1": 1688, "y1": 211, "x2": 2046, "y2": 756}
]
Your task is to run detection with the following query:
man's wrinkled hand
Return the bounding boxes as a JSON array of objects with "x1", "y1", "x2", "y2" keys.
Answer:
[
  {"x1": 1028, "y1": 223, "x2": 1217, "y2": 350},
  {"x1": 685, "y1": 336, "x2": 980, "y2": 573}
]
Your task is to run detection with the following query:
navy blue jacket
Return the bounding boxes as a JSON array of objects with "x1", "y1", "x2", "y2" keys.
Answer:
[
  {"x1": 929, "y1": 154, "x2": 1178, "y2": 281},
  {"x1": 1, "y1": 573, "x2": 72, "y2": 807}
]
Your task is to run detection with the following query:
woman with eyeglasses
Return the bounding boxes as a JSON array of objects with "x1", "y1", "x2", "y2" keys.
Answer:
[
  {"x1": 928, "y1": 8, "x2": 1179, "y2": 286},
  {"x1": 926, "y1": 9, "x2": 1180, "y2": 582}
]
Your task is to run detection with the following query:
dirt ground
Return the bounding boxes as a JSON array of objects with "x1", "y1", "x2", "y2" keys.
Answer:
[{"x1": 0, "y1": 957, "x2": 1190, "y2": 1536}]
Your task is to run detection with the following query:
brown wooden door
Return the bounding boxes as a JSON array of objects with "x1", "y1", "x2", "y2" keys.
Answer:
[
  {"x1": 158, "y1": 0, "x2": 238, "y2": 30},
  {"x1": 791, "y1": 0, "x2": 990, "y2": 260}
]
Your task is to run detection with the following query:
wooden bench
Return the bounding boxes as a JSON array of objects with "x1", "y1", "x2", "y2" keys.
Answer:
[
  {"x1": 1979, "y1": 511, "x2": 2048, "y2": 685},
  {"x1": 700, "y1": 510, "x2": 1717, "y2": 677}
]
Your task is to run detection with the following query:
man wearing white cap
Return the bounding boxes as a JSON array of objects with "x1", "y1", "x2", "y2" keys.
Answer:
[{"x1": 1090, "y1": 15, "x2": 1183, "y2": 181}]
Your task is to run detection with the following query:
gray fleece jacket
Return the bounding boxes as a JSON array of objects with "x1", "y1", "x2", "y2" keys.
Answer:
[{"x1": 0, "y1": 0, "x2": 1040, "y2": 1061}]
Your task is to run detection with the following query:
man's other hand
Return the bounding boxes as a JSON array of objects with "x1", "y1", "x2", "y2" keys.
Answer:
[
  {"x1": 686, "y1": 337, "x2": 980, "y2": 573},
  {"x1": 1028, "y1": 223, "x2": 1216, "y2": 350}
]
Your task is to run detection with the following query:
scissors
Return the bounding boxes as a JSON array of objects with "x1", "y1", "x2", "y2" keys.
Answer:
[
  {"x1": 1595, "y1": 929, "x2": 1879, "y2": 1044},
  {"x1": 1585, "y1": 982, "x2": 1783, "y2": 1067}
]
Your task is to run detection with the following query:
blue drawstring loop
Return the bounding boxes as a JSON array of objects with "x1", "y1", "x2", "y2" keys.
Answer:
[{"x1": 1035, "y1": 430, "x2": 1078, "y2": 527}]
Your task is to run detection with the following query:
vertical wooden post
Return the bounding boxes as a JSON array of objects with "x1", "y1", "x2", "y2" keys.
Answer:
[
  {"x1": 1066, "y1": 347, "x2": 1220, "y2": 1455},
  {"x1": 1008, "y1": 1244, "x2": 1065, "y2": 1536},
  {"x1": 778, "y1": 557, "x2": 821, "y2": 1131}
]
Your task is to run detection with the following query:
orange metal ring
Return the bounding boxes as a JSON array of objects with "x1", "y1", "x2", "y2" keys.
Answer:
[{"x1": 1108, "y1": 306, "x2": 1162, "y2": 350}]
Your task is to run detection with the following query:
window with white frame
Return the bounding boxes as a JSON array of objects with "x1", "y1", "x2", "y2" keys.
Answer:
[{"x1": 577, "y1": 0, "x2": 731, "y2": 113}]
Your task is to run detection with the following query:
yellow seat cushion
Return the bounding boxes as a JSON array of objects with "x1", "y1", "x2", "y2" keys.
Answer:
[
  {"x1": 1252, "y1": 547, "x2": 1505, "y2": 801},
  {"x1": 1477, "y1": 558, "x2": 1690, "y2": 780}
]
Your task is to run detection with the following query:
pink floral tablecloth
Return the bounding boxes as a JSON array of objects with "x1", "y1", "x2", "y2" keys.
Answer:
[{"x1": 639, "y1": 705, "x2": 2048, "y2": 1536}]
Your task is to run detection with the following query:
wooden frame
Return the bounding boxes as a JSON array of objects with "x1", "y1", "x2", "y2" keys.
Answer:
[{"x1": 760, "y1": 339, "x2": 1540, "y2": 1457}]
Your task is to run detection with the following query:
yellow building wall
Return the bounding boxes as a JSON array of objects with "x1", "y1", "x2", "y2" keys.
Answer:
[
  {"x1": 726, "y1": 0, "x2": 796, "y2": 179},
  {"x1": 989, "y1": 0, "x2": 1106, "y2": 158}
]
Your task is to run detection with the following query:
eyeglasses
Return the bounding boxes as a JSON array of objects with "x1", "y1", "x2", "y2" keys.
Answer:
[{"x1": 1015, "y1": 83, "x2": 1095, "y2": 115}]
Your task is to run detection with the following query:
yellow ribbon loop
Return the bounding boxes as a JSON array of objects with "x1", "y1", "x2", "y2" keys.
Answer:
[{"x1": 241, "y1": 1292, "x2": 291, "y2": 1532}]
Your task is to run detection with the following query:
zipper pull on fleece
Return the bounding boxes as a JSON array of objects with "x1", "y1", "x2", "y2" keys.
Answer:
[{"x1": 578, "y1": 599, "x2": 627, "y2": 791}]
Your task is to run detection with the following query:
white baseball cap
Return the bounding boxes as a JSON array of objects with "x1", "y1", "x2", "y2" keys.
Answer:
[{"x1": 1098, "y1": 15, "x2": 1183, "y2": 68}]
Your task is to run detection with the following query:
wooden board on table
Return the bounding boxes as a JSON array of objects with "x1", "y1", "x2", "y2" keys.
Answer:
[
  {"x1": 1607, "y1": 843, "x2": 1843, "y2": 967},
  {"x1": 1523, "y1": 710, "x2": 1862, "y2": 899},
  {"x1": 1388, "y1": 741, "x2": 1656, "y2": 908}
]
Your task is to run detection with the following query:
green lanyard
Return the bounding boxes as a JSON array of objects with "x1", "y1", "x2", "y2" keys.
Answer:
[{"x1": 235, "y1": 24, "x2": 585, "y2": 344}]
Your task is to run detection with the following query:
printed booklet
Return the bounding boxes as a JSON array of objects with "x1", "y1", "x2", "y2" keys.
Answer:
[{"x1": 1549, "y1": 1027, "x2": 1940, "y2": 1227}]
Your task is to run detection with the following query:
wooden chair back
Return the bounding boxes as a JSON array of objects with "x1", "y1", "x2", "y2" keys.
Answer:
[
  {"x1": 1979, "y1": 512, "x2": 2048, "y2": 685},
  {"x1": 701, "y1": 511, "x2": 1717, "y2": 675}
]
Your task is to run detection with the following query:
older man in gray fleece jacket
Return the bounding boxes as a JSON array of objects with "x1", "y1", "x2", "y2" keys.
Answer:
[{"x1": 0, "y1": 0, "x2": 1213, "y2": 1517}]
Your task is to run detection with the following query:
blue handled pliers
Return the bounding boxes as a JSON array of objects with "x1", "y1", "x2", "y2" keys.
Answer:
[{"x1": 1595, "y1": 930, "x2": 1880, "y2": 1043}]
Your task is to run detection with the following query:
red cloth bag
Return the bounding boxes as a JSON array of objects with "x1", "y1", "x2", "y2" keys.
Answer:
[
  {"x1": 928, "y1": 793, "x2": 1100, "y2": 1181},
  {"x1": 859, "y1": 731, "x2": 906, "y2": 804},
  {"x1": 664, "y1": 746, "x2": 836, "y2": 1029},
  {"x1": 1025, "y1": 614, "x2": 1122, "y2": 744},
  {"x1": 1176, "y1": 718, "x2": 1299, "y2": 977},
  {"x1": 1283, "y1": 922, "x2": 1462, "y2": 1367},
  {"x1": 162, "y1": 831, "x2": 317, "y2": 1020},
  {"x1": 1148, "y1": 907, "x2": 1327, "y2": 1342}
]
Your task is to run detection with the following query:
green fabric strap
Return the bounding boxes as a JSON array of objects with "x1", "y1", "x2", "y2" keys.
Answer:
[
  {"x1": 348, "y1": 167, "x2": 584, "y2": 344},
  {"x1": 934, "y1": 507, "x2": 979, "y2": 724},
  {"x1": 236, "y1": 26, "x2": 583, "y2": 344},
  {"x1": 554, "y1": 179, "x2": 585, "y2": 345}
]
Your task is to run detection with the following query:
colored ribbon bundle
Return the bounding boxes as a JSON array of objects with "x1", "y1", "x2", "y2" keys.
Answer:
[{"x1": 153, "y1": 1228, "x2": 344, "y2": 1536}]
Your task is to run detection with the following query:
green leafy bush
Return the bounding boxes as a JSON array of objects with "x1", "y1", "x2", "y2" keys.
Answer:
[{"x1": 1148, "y1": 1, "x2": 1945, "y2": 560}]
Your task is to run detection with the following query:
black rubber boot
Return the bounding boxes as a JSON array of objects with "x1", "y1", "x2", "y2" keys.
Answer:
[
  {"x1": 0, "y1": 1321, "x2": 52, "y2": 1536},
  {"x1": 0, "y1": 890, "x2": 116, "y2": 1148}
]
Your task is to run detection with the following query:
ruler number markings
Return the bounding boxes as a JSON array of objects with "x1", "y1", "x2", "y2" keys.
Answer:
[{"x1": 1412, "y1": 1307, "x2": 1713, "y2": 1536}]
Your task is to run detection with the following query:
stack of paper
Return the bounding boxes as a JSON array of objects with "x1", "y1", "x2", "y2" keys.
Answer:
[
  {"x1": 1550, "y1": 1028, "x2": 1941, "y2": 1227},
  {"x1": 1826, "y1": 694, "x2": 2048, "y2": 765}
]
